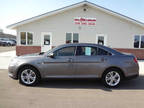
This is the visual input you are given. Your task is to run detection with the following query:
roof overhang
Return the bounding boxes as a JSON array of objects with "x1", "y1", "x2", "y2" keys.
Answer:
[{"x1": 7, "y1": 1, "x2": 144, "y2": 29}]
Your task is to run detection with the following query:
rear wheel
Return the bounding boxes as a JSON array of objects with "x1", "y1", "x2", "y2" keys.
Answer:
[
  {"x1": 102, "y1": 68, "x2": 122, "y2": 87},
  {"x1": 18, "y1": 66, "x2": 40, "y2": 86}
]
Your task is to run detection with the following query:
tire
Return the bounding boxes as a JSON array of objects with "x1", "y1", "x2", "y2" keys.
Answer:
[
  {"x1": 7, "y1": 43, "x2": 11, "y2": 46},
  {"x1": 18, "y1": 66, "x2": 40, "y2": 86},
  {"x1": 102, "y1": 68, "x2": 122, "y2": 88}
]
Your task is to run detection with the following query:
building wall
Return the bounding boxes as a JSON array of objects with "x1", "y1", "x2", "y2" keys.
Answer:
[
  {"x1": 15, "y1": 5, "x2": 144, "y2": 58},
  {"x1": 114, "y1": 48, "x2": 144, "y2": 60},
  {"x1": 16, "y1": 6, "x2": 144, "y2": 48},
  {"x1": 16, "y1": 46, "x2": 41, "y2": 56}
]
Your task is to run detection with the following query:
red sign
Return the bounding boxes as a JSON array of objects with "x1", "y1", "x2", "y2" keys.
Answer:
[{"x1": 74, "y1": 17, "x2": 96, "y2": 26}]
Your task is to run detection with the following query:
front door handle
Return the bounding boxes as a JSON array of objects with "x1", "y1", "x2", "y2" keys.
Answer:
[{"x1": 101, "y1": 57, "x2": 107, "y2": 62}]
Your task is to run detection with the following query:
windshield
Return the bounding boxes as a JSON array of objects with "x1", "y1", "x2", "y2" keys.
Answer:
[{"x1": 44, "y1": 46, "x2": 58, "y2": 55}]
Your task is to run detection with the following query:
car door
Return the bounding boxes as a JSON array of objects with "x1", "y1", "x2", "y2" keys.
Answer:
[
  {"x1": 43, "y1": 46, "x2": 76, "y2": 78},
  {"x1": 74, "y1": 46, "x2": 111, "y2": 78}
]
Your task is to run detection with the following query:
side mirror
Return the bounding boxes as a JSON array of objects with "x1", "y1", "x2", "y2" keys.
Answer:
[{"x1": 48, "y1": 53, "x2": 54, "y2": 58}]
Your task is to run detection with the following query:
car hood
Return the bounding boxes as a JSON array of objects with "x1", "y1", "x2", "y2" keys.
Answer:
[{"x1": 17, "y1": 53, "x2": 45, "y2": 59}]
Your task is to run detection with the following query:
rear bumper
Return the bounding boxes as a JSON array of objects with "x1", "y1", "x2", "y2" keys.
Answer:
[{"x1": 124, "y1": 74, "x2": 139, "y2": 80}]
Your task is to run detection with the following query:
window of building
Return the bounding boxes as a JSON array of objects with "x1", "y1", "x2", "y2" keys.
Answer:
[
  {"x1": 98, "y1": 36, "x2": 104, "y2": 45},
  {"x1": 141, "y1": 36, "x2": 144, "y2": 48},
  {"x1": 20, "y1": 32, "x2": 33, "y2": 45},
  {"x1": 73, "y1": 33, "x2": 79, "y2": 43},
  {"x1": 134, "y1": 35, "x2": 144, "y2": 48},
  {"x1": 44, "y1": 35, "x2": 50, "y2": 45},
  {"x1": 20, "y1": 32, "x2": 26, "y2": 45},
  {"x1": 66, "y1": 33, "x2": 79, "y2": 43},
  {"x1": 66, "y1": 33, "x2": 72, "y2": 43},
  {"x1": 54, "y1": 47, "x2": 76, "y2": 56},
  {"x1": 96, "y1": 34, "x2": 107, "y2": 46},
  {"x1": 27, "y1": 32, "x2": 33, "y2": 45}
]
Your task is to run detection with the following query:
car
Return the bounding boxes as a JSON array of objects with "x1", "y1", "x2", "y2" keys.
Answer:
[
  {"x1": 0, "y1": 38, "x2": 16, "y2": 46},
  {"x1": 0, "y1": 40, "x2": 6, "y2": 46},
  {"x1": 8, "y1": 43, "x2": 139, "y2": 87},
  {"x1": 9, "y1": 39, "x2": 17, "y2": 45}
]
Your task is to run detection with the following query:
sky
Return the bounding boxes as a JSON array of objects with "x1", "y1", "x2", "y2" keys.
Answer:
[{"x1": 0, "y1": 0, "x2": 144, "y2": 35}]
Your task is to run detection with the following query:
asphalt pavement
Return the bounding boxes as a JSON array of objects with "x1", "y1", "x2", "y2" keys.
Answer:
[
  {"x1": 0, "y1": 69, "x2": 144, "y2": 108},
  {"x1": 0, "y1": 50, "x2": 144, "y2": 108}
]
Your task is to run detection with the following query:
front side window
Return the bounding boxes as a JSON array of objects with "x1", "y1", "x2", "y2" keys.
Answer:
[
  {"x1": 134, "y1": 35, "x2": 144, "y2": 48},
  {"x1": 54, "y1": 47, "x2": 76, "y2": 56},
  {"x1": 66, "y1": 33, "x2": 79, "y2": 43},
  {"x1": 20, "y1": 32, "x2": 33, "y2": 45}
]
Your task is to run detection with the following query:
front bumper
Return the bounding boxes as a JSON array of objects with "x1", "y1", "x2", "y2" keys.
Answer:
[{"x1": 8, "y1": 65, "x2": 18, "y2": 79}]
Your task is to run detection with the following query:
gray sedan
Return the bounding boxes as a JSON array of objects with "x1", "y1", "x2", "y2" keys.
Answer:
[{"x1": 8, "y1": 43, "x2": 139, "y2": 87}]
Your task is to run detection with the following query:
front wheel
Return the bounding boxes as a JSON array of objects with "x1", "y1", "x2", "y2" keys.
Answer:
[
  {"x1": 18, "y1": 66, "x2": 40, "y2": 86},
  {"x1": 102, "y1": 69, "x2": 122, "y2": 87}
]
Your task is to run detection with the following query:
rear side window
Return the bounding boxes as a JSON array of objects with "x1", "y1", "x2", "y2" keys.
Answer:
[
  {"x1": 54, "y1": 47, "x2": 76, "y2": 56},
  {"x1": 76, "y1": 46, "x2": 98, "y2": 56},
  {"x1": 98, "y1": 48, "x2": 112, "y2": 55},
  {"x1": 76, "y1": 46, "x2": 111, "y2": 56}
]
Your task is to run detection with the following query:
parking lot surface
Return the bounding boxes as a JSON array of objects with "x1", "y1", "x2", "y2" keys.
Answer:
[
  {"x1": 0, "y1": 69, "x2": 144, "y2": 108},
  {"x1": 0, "y1": 46, "x2": 15, "y2": 53}
]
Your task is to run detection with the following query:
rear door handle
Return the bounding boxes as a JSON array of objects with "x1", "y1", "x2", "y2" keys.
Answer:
[{"x1": 67, "y1": 58, "x2": 73, "y2": 62}]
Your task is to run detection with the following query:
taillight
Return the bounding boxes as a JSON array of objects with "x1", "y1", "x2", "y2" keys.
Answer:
[{"x1": 133, "y1": 57, "x2": 138, "y2": 63}]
